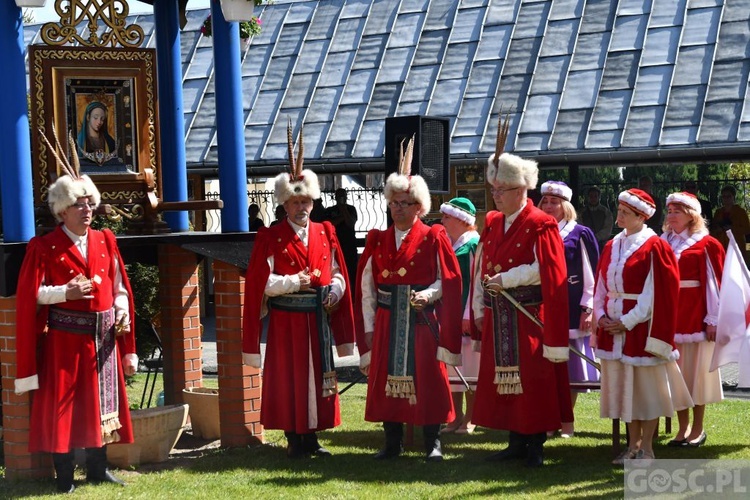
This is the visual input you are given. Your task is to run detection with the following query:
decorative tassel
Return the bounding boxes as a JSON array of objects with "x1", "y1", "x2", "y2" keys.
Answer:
[
  {"x1": 494, "y1": 366, "x2": 523, "y2": 395},
  {"x1": 322, "y1": 370, "x2": 338, "y2": 397},
  {"x1": 101, "y1": 417, "x2": 123, "y2": 444},
  {"x1": 385, "y1": 375, "x2": 417, "y2": 404}
]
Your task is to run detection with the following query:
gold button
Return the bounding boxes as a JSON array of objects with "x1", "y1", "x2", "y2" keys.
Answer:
[
  {"x1": 278, "y1": 238, "x2": 282, "y2": 242},
  {"x1": 417, "y1": 249, "x2": 421, "y2": 253},
  {"x1": 508, "y1": 258, "x2": 513, "y2": 263},
  {"x1": 410, "y1": 262, "x2": 414, "y2": 266},
  {"x1": 516, "y1": 243, "x2": 521, "y2": 247},
  {"x1": 69, "y1": 270, "x2": 74, "y2": 274},
  {"x1": 52, "y1": 245, "x2": 56, "y2": 249}
]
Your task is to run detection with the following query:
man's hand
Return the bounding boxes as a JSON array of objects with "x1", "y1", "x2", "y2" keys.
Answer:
[
  {"x1": 297, "y1": 268, "x2": 312, "y2": 291},
  {"x1": 410, "y1": 291, "x2": 429, "y2": 311},
  {"x1": 122, "y1": 356, "x2": 137, "y2": 376},
  {"x1": 65, "y1": 274, "x2": 94, "y2": 300},
  {"x1": 579, "y1": 311, "x2": 593, "y2": 333},
  {"x1": 482, "y1": 273, "x2": 503, "y2": 296},
  {"x1": 462, "y1": 318, "x2": 472, "y2": 335},
  {"x1": 323, "y1": 291, "x2": 339, "y2": 313}
]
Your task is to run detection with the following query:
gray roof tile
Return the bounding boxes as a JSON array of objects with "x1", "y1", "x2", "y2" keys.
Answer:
[{"x1": 22, "y1": 0, "x2": 750, "y2": 167}]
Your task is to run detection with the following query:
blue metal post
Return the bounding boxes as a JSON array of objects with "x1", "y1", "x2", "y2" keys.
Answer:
[
  {"x1": 211, "y1": 0, "x2": 249, "y2": 232},
  {"x1": 153, "y1": 0, "x2": 189, "y2": 231},
  {"x1": 0, "y1": 2, "x2": 35, "y2": 242}
]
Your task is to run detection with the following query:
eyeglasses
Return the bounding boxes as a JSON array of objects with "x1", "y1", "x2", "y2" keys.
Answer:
[
  {"x1": 72, "y1": 202, "x2": 97, "y2": 211},
  {"x1": 388, "y1": 201, "x2": 417, "y2": 209},
  {"x1": 490, "y1": 186, "x2": 521, "y2": 195}
]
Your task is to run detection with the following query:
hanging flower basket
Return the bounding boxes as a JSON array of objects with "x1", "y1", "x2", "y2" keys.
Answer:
[
  {"x1": 220, "y1": 0, "x2": 261, "y2": 22},
  {"x1": 15, "y1": 0, "x2": 47, "y2": 7},
  {"x1": 202, "y1": 14, "x2": 262, "y2": 40}
]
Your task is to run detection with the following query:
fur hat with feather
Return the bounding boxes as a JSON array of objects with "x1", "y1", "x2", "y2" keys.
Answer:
[
  {"x1": 486, "y1": 113, "x2": 538, "y2": 190},
  {"x1": 274, "y1": 119, "x2": 321, "y2": 205},
  {"x1": 40, "y1": 125, "x2": 101, "y2": 221},
  {"x1": 384, "y1": 135, "x2": 431, "y2": 217}
]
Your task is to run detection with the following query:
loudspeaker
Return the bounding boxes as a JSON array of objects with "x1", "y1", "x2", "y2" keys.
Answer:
[{"x1": 385, "y1": 116, "x2": 450, "y2": 193}]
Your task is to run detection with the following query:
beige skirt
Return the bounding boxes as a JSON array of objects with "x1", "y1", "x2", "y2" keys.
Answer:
[
  {"x1": 600, "y1": 358, "x2": 694, "y2": 422},
  {"x1": 676, "y1": 341, "x2": 724, "y2": 405}
]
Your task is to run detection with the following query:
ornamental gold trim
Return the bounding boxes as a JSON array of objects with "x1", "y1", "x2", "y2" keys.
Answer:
[{"x1": 40, "y1": 0, "x2": 144, "y2": 48}]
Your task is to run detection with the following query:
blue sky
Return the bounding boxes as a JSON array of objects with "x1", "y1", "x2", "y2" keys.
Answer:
[{"x1": 25, "y1": 0, "x2": 211, "y2": 23}]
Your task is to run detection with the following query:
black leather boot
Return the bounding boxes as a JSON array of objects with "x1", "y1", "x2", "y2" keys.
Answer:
[
  {"x1": 485, "y1": 431, "x2": 528, "y2": 462},
  {"x1": 302, "y1": 432, "x2": 332, "y2": 457},
  {"x1": 284, "y1": 432, "x2": 306, "y2": 458},
  {"x1": 85, "y1": 446, "x2": 125, "y2": 486},
  {"x1": 526, "y1": 432, "x2": 547, "y2": 467},
  {"x1": 423, "y1": 424, "x2": 443, "y2": 462},
  {"x1": 53, "y1": 451, "x2": 75, "y2": 494},
  {"x1": 374, "y1": 422, "x2": 403, "y2": 459}
]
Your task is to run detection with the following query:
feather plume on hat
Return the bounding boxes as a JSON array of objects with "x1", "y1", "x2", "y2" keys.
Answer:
[
  {"x1": 39, "y1": 124, "x2": 101, "y2": 221},
  {"x1": 384, "y1": 135, "x2": 431, "y2": 217},
  {"x1": 486, "y1": 113, "x2": 538, "y2": 189},
  {"x1": 274, "y1": 119, "x2": 320, "y2": 205}
]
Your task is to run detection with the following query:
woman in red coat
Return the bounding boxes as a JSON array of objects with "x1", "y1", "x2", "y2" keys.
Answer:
[
  {"x1": 662, "y1": 191, "x2": 724, "y2": 447},
  {"x1": 593, "y1": 189, "x2": 693, "y2": 465}
]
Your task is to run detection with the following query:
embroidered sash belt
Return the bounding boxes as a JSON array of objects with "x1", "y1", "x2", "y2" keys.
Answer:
[
  {"x1": 268, "y1": 288, "x2": 338, "y2": 397},
  {"x1": 48, "y1": 306, "x2": 122, "y2": 444},
  {"x1": 483, "y1": 285, "x2": 542, "y2": 396}
]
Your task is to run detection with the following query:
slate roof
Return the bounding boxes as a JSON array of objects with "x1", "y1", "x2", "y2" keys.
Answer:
[{"x1": 23, "y1": 0, "x2": 750, "y2": 172}]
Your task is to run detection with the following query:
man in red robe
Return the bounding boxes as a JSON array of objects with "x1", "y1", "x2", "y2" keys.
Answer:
[
  {"x1": 471, "y1": 152, "x2": 570, "y2": 467},
  {"x1": 354, "y1": 139, "x2": 463, "y2": 462},
  {"x1": 14, "y1": 174, "x2": 136, "y2": 493},
  {"x1": 242, "y1": 151, "x2": 355, "y2": 458}
]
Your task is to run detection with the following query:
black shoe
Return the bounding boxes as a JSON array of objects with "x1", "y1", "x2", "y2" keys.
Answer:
[
  {"x1": 374, "y1": 444, "x2": 403, "y2": 460},
  {"x1": 53, "y1": 451, "x2": 75, "y2": 493},
  {"x1": 85, "y1": 446, "x2": 126, "y2": 486},
  {"x1": 423, "y1": 424, "x2": 443, "y2": 462},
  {"x1": 302, "y1": 433, "x2": 332, "y2": 457},
  {"x1": 687, "y1": 432, "x2": 707, "y2": 447},
  {"x1": 88, "y1": 469, "x2": 126, "y2": 486},
  {"x1": 285, "y1": 432, "x2": 306, "y2": 458},
  {"x1": 525, "y1": 433, "x2": 546, "y2": 468},
  {"x1": 485, "y1": 432, "x2": 527, "y2": 462},
  {"x1": 667, "y1": 438, "x2": 688, "y2": 447}
]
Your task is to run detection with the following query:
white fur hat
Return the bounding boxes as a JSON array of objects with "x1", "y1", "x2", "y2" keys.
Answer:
[
  {"x1": 541, "y1": 181, "x2": 572, "y2": 202},
  {"x1": 274, "y1": 169, "x2": 321, "y2": 205},
  {"x1": 384, "y1": 172, "x2": 431, "y2": 217},
  {"x1": 666, "y1": 192, "x2": 701, "y2": 214},
  {"x1": 48, "y1": 174, "x2": 101, "y2": 221},
  {"x1": 618, "y1": 188, "x2": 656, "y2": 219},
  {"x1": 486, "y1": 152, "x2": 538, "y2": 190},
  {"x1": 440, "y1": 197, "x2": 476, "y2": 226}
]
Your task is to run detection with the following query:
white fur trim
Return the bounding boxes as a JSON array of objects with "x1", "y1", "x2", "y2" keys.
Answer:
[
  {"x1": 674, "y1": 332, "x2": 707, "y2": 344},
  {"x1": 437, "y1": 346, "x2": 461, "y2": 366},
  {"x1": 48, "y1": 175, "x2": 101, "y2": 221},
  {"x1": 384, "y1": 173, "x2": 431, "y2": 217},
  {"x1": 243, "y1": 352, "x2": 262, "y2": 368},
  {"x1": 540, "y1": 181, "x2": 572, "y2": 202},
  {"x1": 620, "y1": 350, "x2": 678, "y2": 366},
  {"x1": 14, "y1": 375, "x2": 39, "y2": 394},
  {"x1": 336, "y1": 343, "x2": 355, "y2": 357},
  {"x1": 274, "y1": 169, "x2": 321, "y2": 205},
  {"x1": 605, "y1": 228, "x2": 655, "y2": 324},
  {"x1": 660, "y1": 230, "x2": 706, "y2": 260},
  {"x1": 486, "y1": 152, "x2": 538, "y2": 189},
  {"x1": 645, "y1": 337, "x2": 674, "y2": 360},
  {"x1": 440, "y1": 202, "x2": 476, "y2": 226},
  {"x1": 543, "y1": 345, "x2": 569, "y2": 362},
  {"x1": 666, "y1": 192, "x2": 701, "y2": 214},
  {"x1": 618, "y1": 191, "x2": 656, "y2": 219}
]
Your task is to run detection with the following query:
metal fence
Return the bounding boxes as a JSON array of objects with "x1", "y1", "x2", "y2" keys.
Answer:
[{"x1": 205, "y1": 186, "x2": 388, "y2": 239}]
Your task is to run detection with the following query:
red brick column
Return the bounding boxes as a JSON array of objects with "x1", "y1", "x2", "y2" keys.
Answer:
[
  {"x1": 0, "y1": 296, "x2": 52, "y2": 479},
  {"x1": 158, "y1": 245, "x2": 202, "y2": 405},
  {"x1": 213, "y1": 260, "x2": 263, "y2": 447}
]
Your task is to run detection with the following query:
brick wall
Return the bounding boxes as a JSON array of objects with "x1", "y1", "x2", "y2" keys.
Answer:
[
  {"x1": 213, "y1": 260, "x2": 263, "y2": 447},
  {"x1": 157, "y1": 245, "x2": 203, "y2": 404},
  {"x1": 0, "y1": 296, "x2": 52, "y2": 479}
]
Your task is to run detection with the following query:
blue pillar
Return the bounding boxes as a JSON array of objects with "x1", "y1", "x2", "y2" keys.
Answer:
[
  {"x1": 153, "y1": 0, "x2": 189, "y2": 231},
  {"x1": 211, "y1": 0, "x2": 249, "y2": 232},
  {"x1": 0, "y1": 2, "x2": 35, "y2": 242}
]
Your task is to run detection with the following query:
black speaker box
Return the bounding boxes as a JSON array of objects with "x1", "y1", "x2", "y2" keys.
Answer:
[{"x1": 385, "y1": 116, "x2": 450, "y2": 193}]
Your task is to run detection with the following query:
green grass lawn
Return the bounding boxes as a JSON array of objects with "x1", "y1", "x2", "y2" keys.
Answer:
[{"x1": 2, "y1": 374, "x2": 749, "y2": 499}]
